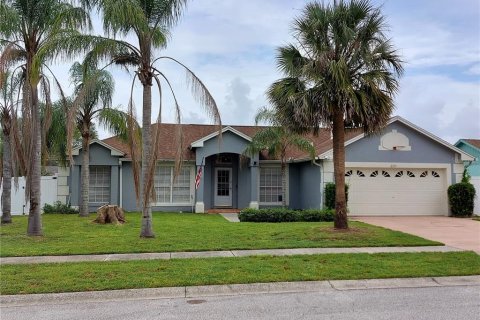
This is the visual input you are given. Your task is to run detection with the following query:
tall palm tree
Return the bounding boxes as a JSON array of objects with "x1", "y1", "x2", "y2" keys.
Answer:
[
  {"x1": 68, "y1": 61, "x2": 131, "y2": 217},
  {"x1": 0, "y1": 71, "x2": 19, "y2": 224},
  {"x1": 0, "y1": 0, "x2": 92, "y2": 235},
  {"x1": 268, "y1": 0, "x2": 403, "y2": 229},
  {"x1": 244, "y1": 107, "x2": 316, "y2": 207},
  {"x1": 72, "y1": 0, "x2": 221, "y2": 237}
]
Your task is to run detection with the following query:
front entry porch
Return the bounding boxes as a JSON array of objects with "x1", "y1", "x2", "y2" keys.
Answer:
[{"x1": 194, "y1": 152, "x2": 259, "y2": 213}]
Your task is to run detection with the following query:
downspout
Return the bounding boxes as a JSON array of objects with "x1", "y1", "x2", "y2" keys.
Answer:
[{"x1": 119, "y1": 159, "x2": 123, "y2": 208}]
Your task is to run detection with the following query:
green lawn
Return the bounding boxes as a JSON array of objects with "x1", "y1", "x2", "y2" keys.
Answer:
[
  {"x1": 0, "y1": 213, "x2": 441, "y2": 257},
  {"x1": 1, "y1": 251, "x2": 479, "y2": 295}
]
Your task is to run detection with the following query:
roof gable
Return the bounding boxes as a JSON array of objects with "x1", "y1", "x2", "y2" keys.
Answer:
[
  {"x1": 72, "y1": 139, "x2": 125, "y2": 156},
  {"x1": 191, "y1": 126, "x2": 252, "y2": 148},
  {"x1": 319, "y1": 116, "x2": 474, "y2": 161},
  {"x1": 455, "y1": 139, "x2": 480, "y2": 152}
]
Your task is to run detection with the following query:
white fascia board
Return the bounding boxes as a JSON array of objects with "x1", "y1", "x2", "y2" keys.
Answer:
[
  {"x1": 71, "y1": 139, "x2": 125, "y2": 156},
  {"x1": 318, "y1": 116, "x2": 474, "y2": 161},
  {"x1": 190, "y1": 126, "x2": 252, "y2": 148}
]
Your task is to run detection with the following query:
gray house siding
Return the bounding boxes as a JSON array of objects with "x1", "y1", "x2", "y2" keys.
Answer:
[
  {"x1": 346, "y1": 122, "x2": 457, "y2": 163},
  {"x1": 298, "y1": 162, "x2": 322, "y2": 209},
  {"x1": 70, "y1": 143, "x2": 121, "y2": 212},
  {"x1": 345, "y1": 121, "x2": 462, "y2": 183},
  {"x1": 288, "y1": 164, "x2": 300, "y2": 209}
]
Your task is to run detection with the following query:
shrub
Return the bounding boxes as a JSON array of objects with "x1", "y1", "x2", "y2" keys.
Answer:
[
  {"x1": 43, "y1": 201, "x2": 79, "y2": 214},
  {"x1": 447, "y1": 182, "x2": 476, "y2": 217},
  {"x1": 324, "y1": 182, "x2": 349, "y2": 209},
  {"x1": 238, "y1": 208, "x2": 334, "y2": 223}
]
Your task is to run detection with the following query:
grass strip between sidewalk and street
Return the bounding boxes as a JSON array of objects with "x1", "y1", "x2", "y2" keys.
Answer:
[
  {"x1": 0, "y1": 213, "x2": 441, "y2": 257},
  {"x1": 1, "y1": 251, "x2": 479, "y2": 295}
]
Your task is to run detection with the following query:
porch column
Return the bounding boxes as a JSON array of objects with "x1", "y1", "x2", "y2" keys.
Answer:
[
  {"x1": 249, "y1": 155, "x2": 259, "y2": 209},
  {"x1": 195, "y1": 154, "x2": 205, "y2": 213}
]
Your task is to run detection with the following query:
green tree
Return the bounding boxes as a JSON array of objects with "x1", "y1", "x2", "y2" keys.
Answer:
[
  {"x1": 68, "y1": 61, "x2": 130, "y2": 217},
  {"x1": 79, "y1": 0, "x2": 221, "y2": 237},
  {"x1": 0, "y1": 0, "x2": 92, "y2": 235},
  {"x1": 268, "y1": 0, "x2": 403, "y2": 229},
  {"x1": 0, "y1": 71, "x2": 21, "y2": 224},
  {"x1": 244, "y1": 107, "x2": 316, "y2": 207}
]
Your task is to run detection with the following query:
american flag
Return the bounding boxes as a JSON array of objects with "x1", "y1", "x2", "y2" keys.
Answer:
[{"x1": 195, "y1": 164, "x2": 203, "y2": 190}]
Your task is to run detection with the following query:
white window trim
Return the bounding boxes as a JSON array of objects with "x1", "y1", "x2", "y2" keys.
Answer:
[
  {"x1": 89, "y1": 166, "x2": 111, "y2": 204},
  {"x1": 152, "y1": 164, "x2": 195, "y2": 206},
  {"x1": 258, "y1": 164, "x2": 289, "y2": 206}
]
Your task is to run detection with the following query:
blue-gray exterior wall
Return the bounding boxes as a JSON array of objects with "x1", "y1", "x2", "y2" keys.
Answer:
[
  {"x1": 346, "y1": 122, "x2": 457, "y2": 163},
  {"x1": 298, "y1": 162, "x2": 322, "y2": 209},
  {"x1": 288, "y1": 164, "x2": 300, "y2": 209},
  {"x1": 70, "y1": 143, "x2": 121, "y2": 212},
  {"x1": 345, "y1": 121, "x2": 461, "y2": 183}
]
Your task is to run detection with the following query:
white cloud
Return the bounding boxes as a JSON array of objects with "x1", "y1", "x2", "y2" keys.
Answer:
[{"x1": 395, "y1": 74, "x2": 480, "y2": 143}]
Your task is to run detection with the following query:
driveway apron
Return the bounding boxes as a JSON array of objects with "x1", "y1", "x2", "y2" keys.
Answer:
[{"x1": 353, "y1": 216, "x2": 480, "y2": 253}]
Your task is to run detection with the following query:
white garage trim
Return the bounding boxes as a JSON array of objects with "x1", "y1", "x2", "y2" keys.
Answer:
[
  {"x1": 344, "y1": 162, "x2": 450, "y2": 216},
  {"x1": 345, "y1": 162, "x2": 451, "y2": 186}
]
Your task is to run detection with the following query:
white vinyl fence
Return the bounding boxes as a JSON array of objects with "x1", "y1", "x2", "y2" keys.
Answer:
[
  {"x1": 0, "y1": 176, "x2": 59, "y2": 215},
  {"x1": 471, "y1": 177, "x2": 480, "y2": 215}
]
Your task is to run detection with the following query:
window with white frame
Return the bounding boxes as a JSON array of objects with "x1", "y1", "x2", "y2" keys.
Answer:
[
  {"x1": 260, "y1": 166, "x2": 283, "y2": 204},
  {"x1": 89, "y1": 166, "x2": 111, "y2": 203},
  {"x1": 154, "y1": 165, "x2": 193, "y2": 204}
]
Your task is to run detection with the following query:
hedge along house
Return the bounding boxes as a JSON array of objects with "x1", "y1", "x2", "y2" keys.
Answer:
[{"x1": 68, "y1": 116, "x2": 473, "y2": 216}]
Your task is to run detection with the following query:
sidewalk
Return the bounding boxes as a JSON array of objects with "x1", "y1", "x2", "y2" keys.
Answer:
[
  {"x1": 0, "y1": 245, "x2": 463, "y2": 265},
  {"x1": 1, "y1": 276, "x2": 479, "y2": 307}
]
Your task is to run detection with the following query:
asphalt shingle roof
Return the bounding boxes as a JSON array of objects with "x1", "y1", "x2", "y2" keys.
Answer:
[{"x1": 102, "y1": 123, "x2": 362, "y2": 161}]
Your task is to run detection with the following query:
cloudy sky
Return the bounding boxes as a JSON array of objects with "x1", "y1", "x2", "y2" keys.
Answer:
[{"x1": 52, "y1": 0, "x2": 480, "y2": 143}]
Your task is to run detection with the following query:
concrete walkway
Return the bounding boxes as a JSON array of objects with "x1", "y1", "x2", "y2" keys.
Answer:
[
  {"x1": 0, "y1": 245, "x2": 462, "y2": 265},
  {"x1": 1, "y1": 276, "x2": 479, "y2": 307},
  {"x1": 353, "y1": 216, "x2": 480, "y2": 253},
  {"x1": 220, "y1": 213, "x2": 240, "y2": 222}
]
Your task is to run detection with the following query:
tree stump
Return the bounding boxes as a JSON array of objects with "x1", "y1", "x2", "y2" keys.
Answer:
[{"x1": 93, "y1": 205, "x2": 126, "y2": 224}]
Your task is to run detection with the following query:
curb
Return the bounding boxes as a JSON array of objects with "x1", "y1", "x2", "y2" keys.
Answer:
[{"x1": 2, "y1": 276, "x2": 479, "y2": 307}]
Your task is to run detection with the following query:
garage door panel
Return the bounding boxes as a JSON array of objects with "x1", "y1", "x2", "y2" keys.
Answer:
[{"x1": 346, "y1": 167, "x2": 447, "y2": 216}]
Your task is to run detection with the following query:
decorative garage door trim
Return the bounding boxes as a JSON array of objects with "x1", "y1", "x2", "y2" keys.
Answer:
[{"x1": 344, "y1": 162, "x2": 451, "y2": 216}]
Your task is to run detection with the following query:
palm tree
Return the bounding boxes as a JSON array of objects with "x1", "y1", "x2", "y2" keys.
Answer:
[
  {"x1": 68, "y1": 61, "x2": 131, "y2": 217},
  {"x1": 268, "y1": 0, "x2": 403, "y2": 229},
  {"x1": 0, "y1": 0, "x2": 92, "y2": 235},
  {"x1": 0, "y1": 71, "x2": 19, "y2": 224},
  {"x1": 74, "y1": 0, "x2": 221, "y2": 237},
  {"x1": 244, "y1": 107, "x2": 316, "y2": 207}
]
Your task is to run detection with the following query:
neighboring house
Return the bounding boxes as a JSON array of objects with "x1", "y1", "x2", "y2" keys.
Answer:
[
  {"x1": 454, "y1": 139, "x2": 480, "y2": 214},
  {"x1": 68, "y1": 116, "x2": 473, "y2": 216}
]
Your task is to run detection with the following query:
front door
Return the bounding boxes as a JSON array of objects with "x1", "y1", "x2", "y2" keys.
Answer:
[{"x1": 214, "y1": 168, "x2": 232, "y2": 207}]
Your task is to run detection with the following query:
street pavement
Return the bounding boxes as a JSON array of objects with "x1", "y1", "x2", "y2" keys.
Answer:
[{"x1": 2, "y1": 277, "x2": 479, "y2": 320}]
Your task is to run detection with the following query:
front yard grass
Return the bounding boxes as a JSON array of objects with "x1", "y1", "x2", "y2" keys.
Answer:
[
  {"x1": 1, "y1": 251, "x2": 479, "y2": 295},
  {"x1": 0, "y1": 212, "x2": 441, "y2": 257}
]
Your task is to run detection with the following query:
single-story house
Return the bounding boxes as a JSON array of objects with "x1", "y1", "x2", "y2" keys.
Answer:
[
  {"x1": 454, "y1": 139, "x2": 480, "y2": 214},
  {"x1": 68, "y1": 116, "x2": 474, "y2": 216}
]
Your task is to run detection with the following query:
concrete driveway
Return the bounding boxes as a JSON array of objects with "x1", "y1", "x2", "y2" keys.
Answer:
[{"x1": 353, "y1": 216, "x2": 480, "y2": 253}]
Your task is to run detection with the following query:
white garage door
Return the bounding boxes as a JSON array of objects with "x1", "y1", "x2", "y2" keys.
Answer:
[{"x1": 346, "y1": 168, "x2": 448, "y2": 216}]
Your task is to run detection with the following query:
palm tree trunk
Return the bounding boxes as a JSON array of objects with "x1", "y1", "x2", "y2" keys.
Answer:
[
  {"x1": 1, "y1": 130, "x2": 12, "y2": 224},
  {"x1": 27, "y1": 84, "x2": 43, "y2": 236},
  {"x1": 79, "y1": 135, "x2": 90, "y2": 217},
  {"x1": 281, "y1": 161, "x2": 287, "y2": 207},
  {"x1": 140, "y1": 83, "x2": 155, "y2": 238},
  {"x1": 332, "y1": 109, "x2": 348, "y2": 229}
]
